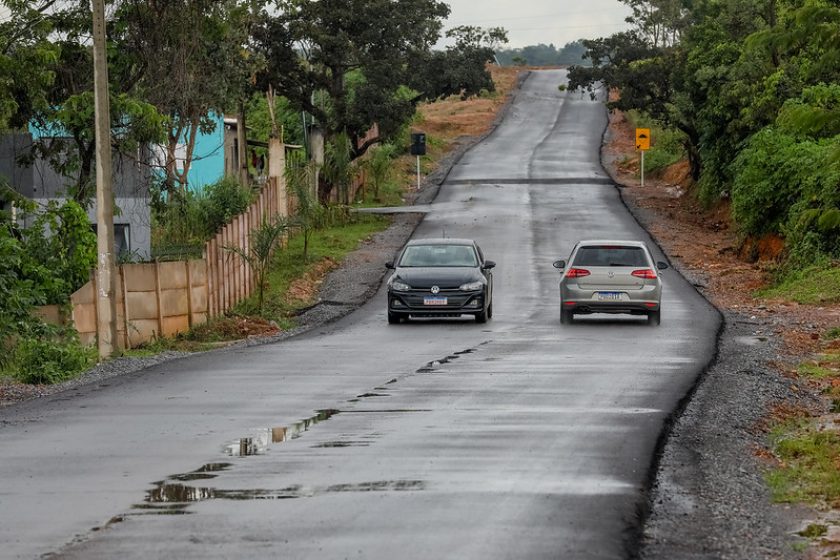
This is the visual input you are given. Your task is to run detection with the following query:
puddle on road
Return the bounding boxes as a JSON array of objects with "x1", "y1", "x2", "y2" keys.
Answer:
[
  {"x1": 416, "y1": 341, "x2": 491, "y2": 373},
  {"x1": 125, "y1": 343, "x2": 487, "y2": 520},
  {"x1": 223, "y1": 409, "x2": 340, "y2": 457},
  {"x1": 139, "y1": 480, "x2": 426, "y2": 508},
  {"x1": 312, "y1": 440, "x2": 371, "y2": 448}
]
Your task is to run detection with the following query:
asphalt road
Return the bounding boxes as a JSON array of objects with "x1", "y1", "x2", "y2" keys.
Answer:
[{"x1": 0, "y1": 70, "x2": 720, "y2": 560}]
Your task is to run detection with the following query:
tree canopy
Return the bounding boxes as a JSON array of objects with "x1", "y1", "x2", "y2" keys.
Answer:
[{"x1": 567, "y1": 0, "x2": 840, "y2": 268}]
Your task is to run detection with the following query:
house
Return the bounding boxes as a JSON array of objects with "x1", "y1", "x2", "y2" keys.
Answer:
[
  {"x1": 0, "y1": 130, "x2": 153, "y2": 260},
  {"x1": 155, "y1": 114, "x2": 251, "y2": 191}
]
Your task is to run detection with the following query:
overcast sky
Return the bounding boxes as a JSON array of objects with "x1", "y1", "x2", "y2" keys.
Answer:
[{"x1": 442, "y1": 0, "x2": 633, "y2": 48}]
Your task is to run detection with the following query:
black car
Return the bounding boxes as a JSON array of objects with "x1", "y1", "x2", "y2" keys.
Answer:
[{"x1": 385, "y1": 238, "x2": 495, "y2": 324}]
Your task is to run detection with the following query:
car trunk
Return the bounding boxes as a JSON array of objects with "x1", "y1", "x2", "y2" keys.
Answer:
[{"x1": 574, "y1": 266, "x2": 647, "y2": 290}]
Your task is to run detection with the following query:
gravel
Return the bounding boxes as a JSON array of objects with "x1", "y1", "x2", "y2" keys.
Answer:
[{"x1": 640, "y1": 310, "x2": 814, "y2": 559}]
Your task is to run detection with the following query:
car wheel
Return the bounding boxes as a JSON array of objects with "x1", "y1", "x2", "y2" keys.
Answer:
[
  {"x1": 475, "y1": 308, "x2": 488, "y2": 323},
  {"x1": 648, "y1": 309, "x2": 661, "y2": 325},
  {"x1": 388, "y1": 311, "x2": 402, "y2": 325},
  {"x1": 560, "y1": 308, "x2": 573, "y2": 324},
  {"x1": 487, "y1": 302, "x2": 493, "y2": 319}
]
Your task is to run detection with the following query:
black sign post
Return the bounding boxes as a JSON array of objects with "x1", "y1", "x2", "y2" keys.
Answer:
[{"x1": 410, "y1": 132, "x2": 426, "y2": 190}]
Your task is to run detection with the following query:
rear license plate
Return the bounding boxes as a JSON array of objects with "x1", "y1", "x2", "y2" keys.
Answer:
[
  {"x1": 596, "y1": 292, "x2": 622, "y2": 301},
  {"x1": 423, "y1": 297, "x2": 448, "y2": 306}
]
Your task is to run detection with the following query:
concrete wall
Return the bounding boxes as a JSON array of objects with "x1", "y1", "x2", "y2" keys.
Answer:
[{"x1": 70, "y1": 260, "x2": 209, "y2": 349}]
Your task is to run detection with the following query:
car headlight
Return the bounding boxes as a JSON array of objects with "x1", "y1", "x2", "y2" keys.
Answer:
[
  {"x1": 459, "y1": 281, "x2": 484, "y2": 291},
  {"x1": 390, "y1": 280, "x2": 411, "y2": 292}
]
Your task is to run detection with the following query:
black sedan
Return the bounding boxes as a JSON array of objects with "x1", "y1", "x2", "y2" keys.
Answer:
[{"x1": 385, "y1": 238, "x2": 495, "y2": 324}]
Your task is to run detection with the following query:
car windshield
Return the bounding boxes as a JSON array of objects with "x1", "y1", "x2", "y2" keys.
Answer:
[
  {"x1": 399, "y1": 245, "x2": 478, "y2": 267},
  {"x1": 573, "y1": 246, "x2": 648, "y2": 267}
]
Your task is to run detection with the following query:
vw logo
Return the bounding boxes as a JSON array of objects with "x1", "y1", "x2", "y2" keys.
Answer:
[
  {"x1": 608, "y1": 271, "x2": 615, "y2": 278},
  {"x1": 431, "y1": 286, "x2": 440, "y2": 294}
]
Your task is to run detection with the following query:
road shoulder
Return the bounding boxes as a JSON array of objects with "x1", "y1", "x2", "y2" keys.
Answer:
[{"x1": 601, "y1": 110, "x2": 816, "y2": 558}]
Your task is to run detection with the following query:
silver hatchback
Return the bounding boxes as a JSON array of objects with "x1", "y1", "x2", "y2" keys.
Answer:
[{"x1": 553, "y1": 240, "x2": 668, "y2": 325}]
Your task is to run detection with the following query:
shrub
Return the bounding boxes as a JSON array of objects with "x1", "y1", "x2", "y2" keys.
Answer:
[
  {"x1": 152, "y1": 177, "x2": 254, "y2": 258},
  {"x1": 10, "y1": 328, "x2": 95, "y2": 385},
  {"x1": 19, "y1": 200, "x2": 97, "y2": 304},
  {"x1": 732, "y1": 127, "x2": 840, "y2": 268},
  {"x1": 198, "y1": 177, "x2": 254, "y2": 236}
]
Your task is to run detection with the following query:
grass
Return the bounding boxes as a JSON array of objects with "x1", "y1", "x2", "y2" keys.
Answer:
[
  {"x1": 759, "y1": 264, "x2": 840, "y2": 305},
  {"x1": 766, "y1": 420, "x2": 840, "y2": 508},
  {"x1": 254, "y1": 215, "x2": 390, "y2": 321},
  {"x1": 766, "y1": 341, "x2": 840, "y2": 510},
  {"x1": 121, "y1": 335, "x2": 220, "y2": 357}
]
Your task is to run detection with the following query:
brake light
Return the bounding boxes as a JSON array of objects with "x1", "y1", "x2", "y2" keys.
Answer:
[
  {"x1": 631, "y1": 269, "x2": 657, "y2": 279},
  {"x1": 565, "y1": 268, "x2": 590, "y2": 279}
]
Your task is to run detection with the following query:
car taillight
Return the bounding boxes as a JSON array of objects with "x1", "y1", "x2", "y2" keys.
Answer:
[
  {"x1": 565, "y1": 268, "x2": 590, "y2": 279},
  {"x1": 631, "y1": 269, "x2": 657, "y2": 279}
]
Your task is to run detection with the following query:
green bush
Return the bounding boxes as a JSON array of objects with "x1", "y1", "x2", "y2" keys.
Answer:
[
  {"x1": 732, "y1": 127, "x2": 840, "y2": 268},
  {"x1": 20, "y1": 200, "x2": 97, "y2": 304},
  {"x1": 732, "y1": 85, "x2": 840, "y2": 271},
  {"x1": 9, "y1": 328, "x2": 95, "y2": 385},
  {"x1": 0, "y1": 202, "x2": 95, "y2": 361},
  {"x1": 626, "y1": 110, "x2": 686, "y2": 175},
  {"x1": 198, "y1": 177, "x2": 254, "y2": 236},
  {"x1": 153, "y1": 177, "x2": 254, "y2": 258}
]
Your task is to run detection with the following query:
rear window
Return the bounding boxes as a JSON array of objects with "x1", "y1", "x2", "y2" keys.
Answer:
[
  {"x1": 572, "y1": 246, "x2": 649, "y2": 267},
  {"x1": 399, "y1": 245, "x2": 478, "y2": 267}
]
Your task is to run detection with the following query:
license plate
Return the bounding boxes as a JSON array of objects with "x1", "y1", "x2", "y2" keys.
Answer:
[
  {"x1": 423, "y1": 297, "x2": 448, "y2": 306},
  {"x1": 597, "y1": 292, "x2": 622, "y2": 301}
]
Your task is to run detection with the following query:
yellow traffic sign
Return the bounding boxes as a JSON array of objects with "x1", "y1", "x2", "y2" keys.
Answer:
[{"x1": 636, "y1": 128, "x2": 651, "y2": 151}]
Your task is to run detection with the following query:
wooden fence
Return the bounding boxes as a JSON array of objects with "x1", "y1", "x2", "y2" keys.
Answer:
[
  {"x1": 56, "y1": 176, "x2": 290, "y2": 349},
  {"x1": 49, "y1": 145, "x2": 373, "y2": 349},
  {"x1": 204, "y1": 175, "x2": 291, "y2": 316}
]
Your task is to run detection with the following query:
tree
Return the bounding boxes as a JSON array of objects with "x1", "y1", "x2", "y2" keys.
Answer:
[
  {"x1": 407, "y1": 25, "x2": 508, "y2": 102},
  {"x1": 0, "y1": 0, "x2": 59, "y2": 131},
  {"x1": 253, "y1": 1, "x2": 503, "y2": 200},
  {"x1": 254, "y1": 0, "x2": 449, "y2": 154},
  {"x1": 322, "y1": 132, "x2": 355, "y2": 205},
  {"x1": 286, "y1": 155, "x2": 322, "y2": 261},
  {"x1": 364, "y1": 143, "x2": 397, "y2": 202},
  {"x1": 226, "y1": 217, "x2": 289, "y2": 313},
  {"x1": 114, "y1": 0, "x2": 260, "y2": 194},
  {"x1": 9, "y1": 0, "x2": 166, "y2": 204}
]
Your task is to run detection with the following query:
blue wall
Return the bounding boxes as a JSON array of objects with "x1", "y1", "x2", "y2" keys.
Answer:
[
  {"x1": 29, "y1": 113, "x2": 227, "y2": 192},
  {"x1": 183, "y1": 113, "x2": 225, "y2": 190}
]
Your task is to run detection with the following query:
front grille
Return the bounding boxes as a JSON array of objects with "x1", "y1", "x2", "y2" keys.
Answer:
[{"x1": 391, "y1": 289, "x2": 482, "y2": 311}]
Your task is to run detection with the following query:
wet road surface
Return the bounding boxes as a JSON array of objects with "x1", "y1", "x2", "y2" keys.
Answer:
[{"x1": 0, "y1": 70, "x2": 720, "y2": 559}]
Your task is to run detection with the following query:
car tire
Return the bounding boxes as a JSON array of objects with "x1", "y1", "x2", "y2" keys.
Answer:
[
  {"x1": 475, "y1": 308, "x2": 488, "y2": 324},
  {"x1": 560, "y1": 308, "x2": 573, "y2": 324},
  {"x1": 648, "y1": 309, "x2": 661, "y2": 325},
  {"x1": 487, "y1": 302, "x2": 493, "y2": 319},
  {"x1": 388, "y1": 311, "x2": 402, "y2": 325}
]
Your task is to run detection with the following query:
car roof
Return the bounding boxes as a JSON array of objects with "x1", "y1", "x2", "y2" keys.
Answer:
[
  {"x1": 575, "y1": 240, "x2": 648, "y2": 248},
  {"x1": 405, "y1": 238, "x2": 476, "y2": 246}
]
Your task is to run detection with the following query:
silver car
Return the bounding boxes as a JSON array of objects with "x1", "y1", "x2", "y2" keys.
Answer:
[{"x1": 553, "y1": 240, "x2": 668, "y2": 325}]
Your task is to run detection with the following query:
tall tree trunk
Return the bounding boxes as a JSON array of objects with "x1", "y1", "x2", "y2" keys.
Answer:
[{"x1": 237, "y1": 102, "x2": 248, "y2": 188}]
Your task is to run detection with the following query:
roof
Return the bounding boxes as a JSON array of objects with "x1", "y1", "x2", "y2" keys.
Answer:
[
  {"x1": 405, "y1": 238, "x2": 476, "y2": 246},
  {"x1": 575, "y1": 240, "x2": 648, "y2": 248}
]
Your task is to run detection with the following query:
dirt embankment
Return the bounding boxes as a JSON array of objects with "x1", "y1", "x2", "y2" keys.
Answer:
[{"x1": 603, "y1": 107, "x2": 840, "y2": 558}]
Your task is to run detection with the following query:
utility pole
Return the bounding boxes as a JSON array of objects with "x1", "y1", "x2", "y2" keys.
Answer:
[{"x1": 92, "y1": 0, "x2": 118, "y2": 358}]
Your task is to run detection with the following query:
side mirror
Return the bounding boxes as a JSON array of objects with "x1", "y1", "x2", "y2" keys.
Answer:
[
  {"x1": 385, "y1": 262, "x2": 395, "y2": 270},
  {"x1": 553, "y1": 260, "x2": 566, "y2": 269},
  {"x1": 482, "y1": 260, "x2": 496, "y2": 270},
  {"x1": 656, "y1": 261, "x2": 668, "y2": 270}
]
